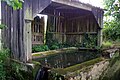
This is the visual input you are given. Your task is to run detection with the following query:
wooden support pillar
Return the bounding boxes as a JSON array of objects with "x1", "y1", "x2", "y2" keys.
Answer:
[
  {"x1": 24, "y1": 19, "x2": 32, "y2": 61},
  {"x1": 63, "y1": 20, "x2": 66, "y2": 42},
  {"x1": 97, "y1": 11, "x2": 103, "y2": 47},
  {"x1": 24, "y1": 0, "x2": 33, "y2": 62},
  {"x1": 97, "y1": 29, "x2": 102, "y2": 46}
]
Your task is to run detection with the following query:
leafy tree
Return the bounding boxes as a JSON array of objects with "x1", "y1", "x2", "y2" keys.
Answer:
[
  {"x1": 103, "y1": 0, "x2": 120, "y2": 41},
  {"x1": 1, "y1": 0, "x2": 24, "y2": 10}
]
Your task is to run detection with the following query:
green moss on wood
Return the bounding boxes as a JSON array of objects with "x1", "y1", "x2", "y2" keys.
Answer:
[{"x1": 52, "y1": 57, "x2": 104, "y2": 75}]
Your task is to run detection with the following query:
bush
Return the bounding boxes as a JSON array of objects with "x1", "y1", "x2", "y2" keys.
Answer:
[
  {"x1": 8, "y1": 62, "x2": 33, "y2": 80},
  {"x1": 103, "y1": 20, "x2": 120, "y2": 41},
  {"x1": 0, "y1": 49, "x2": 9, "y2": 80},
  {"x1": 46, "y1": 32, "x2": 64, "y2": 50},
  {"x1": 0, "y1": 49, "x2": 33, "y2": 80},
  {"x1": 102, "y1": 41, "x2": 113, "y2": 48},
  {"x1": 32, "y1": 45, "x2": 49, "y2": 53}
]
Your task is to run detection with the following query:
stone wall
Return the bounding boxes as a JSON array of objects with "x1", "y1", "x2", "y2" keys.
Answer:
[{"x1": 66, "y1": 60, "x2": 109, "y2": 80}]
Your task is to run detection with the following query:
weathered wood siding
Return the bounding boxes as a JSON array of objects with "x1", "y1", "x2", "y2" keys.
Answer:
[
  {"x1": 1, "y1": 0, "x2": 51, "y2": 62},
  {"x1": 92, "y1": 7, "x2": 104, "y2": 46},
  {"x1": 24, "y1": 0, "x2": 51, "y2": 19},
  {"x1": 24, "y1": 0, "x2": 51, "y2": 61},
  {"x1": 46, "y1": 6, "x2": 103, "y2": 46},
  {"x1": 1, "y1": 2, "x2": 25, "y2": 61},
  {"x1": 65, "y1": 14, "x2": 98, "y2": 44}
]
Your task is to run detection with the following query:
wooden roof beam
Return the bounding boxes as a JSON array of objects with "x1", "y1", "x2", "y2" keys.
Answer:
[{"x1": 51, "y1": 0, "x2": 92, "y2": 11}]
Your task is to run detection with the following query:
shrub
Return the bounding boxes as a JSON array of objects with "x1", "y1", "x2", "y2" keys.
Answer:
[
  {"x1": 32, "y1": 45, "x2": 49, "y2": 53},
  {"x1": 102, "y1": 41, "x2": 113, "y2": 48},
  {"x1": 0, "y1": 49, "x2": 9, "y2": 80},
  {"x1": 0, "y1": 49, "x2": 33, "y2": 80},
  {"x1": 103, "y1": 20, "x2": 120, "y2": 41},
  {"x1": 50, "y1": 45, "x2": 59, "y2": 50}
]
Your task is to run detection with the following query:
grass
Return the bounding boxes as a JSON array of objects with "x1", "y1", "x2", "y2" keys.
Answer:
[{"x1": 52, "y1": 57, "x2": 104, "y2": 75}]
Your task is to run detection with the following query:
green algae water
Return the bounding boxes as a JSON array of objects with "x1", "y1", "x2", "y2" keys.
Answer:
[{"x1": 34, "y1": 50, "x2": 101, "y2": 68}]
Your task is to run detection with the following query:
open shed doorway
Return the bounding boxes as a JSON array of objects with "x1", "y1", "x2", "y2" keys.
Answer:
[
  {"x1": 40, "y1": 2, "x2": 99, "y2": 47},
  {"x1": 31, "y1": 14, "x2": 48, "y2": 46},
  {"x1": 31, "y1": 2, "x2": 101, "y2": 53}
]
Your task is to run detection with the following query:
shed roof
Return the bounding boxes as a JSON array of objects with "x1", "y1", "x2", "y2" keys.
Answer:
[
  {"x1": 40, "y1": 0, "x2": 104, "y2": 28},
  {"x1": 51, "y1": 0, "x2": 103, "y2": 11}
]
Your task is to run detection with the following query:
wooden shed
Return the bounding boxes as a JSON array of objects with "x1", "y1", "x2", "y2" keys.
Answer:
[{"x1": 1, "y1": 0, "x2": 104, "y2": 62}]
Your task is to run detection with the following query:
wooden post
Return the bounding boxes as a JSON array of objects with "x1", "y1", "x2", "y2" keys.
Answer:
[
  {"x1": 24, "y1": 0, "x2": 33, "y2": 62},
  {"x1": 42, "y1": 15, "x2": 48, "y2": 44},
  {"x1": 24, "y1": 19, "x2": 32, "y2": 61},
  {"x1": 100, "y1": 11, "x2": 104, "y2": 46},
  {"x1": 97, "y1": 11, "x2": 103, "y2": 46},
  {"x1": 64, "y1": 20, "x2": 66, "y2": 42}
]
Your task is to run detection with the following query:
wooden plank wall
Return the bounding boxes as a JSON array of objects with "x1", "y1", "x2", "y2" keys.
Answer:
[
  {"x1": 65, "y1": 14, "x2": 98, "y2": 44},
  {"x1": 47, "y1": 11, "x2": 99, "y2": 45},
  {"x1": 47, "y1": 10, "x2": 65, "y2": 43},
  {"x1": 24, "y1": 0, "x2": 51, "y2": 19},
  {"x1": 1, "y1": 0, "x2": 51, "y2": 62},
  {"x1": 92, "y1": 7, "x2": 104, "y2": 46},
  {"x1": 1, "y1": 2, "x2": 25, "y2": 61},
  {"x1": 92, "y1": 7, "x2": 104, "y2": 28},
  {"x1": 23, "y1": 0, "x2": 51, "y2": 61}
]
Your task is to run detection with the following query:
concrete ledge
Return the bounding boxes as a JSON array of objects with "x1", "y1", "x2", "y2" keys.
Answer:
[{"x1": 32, "y1": 47, "x2": 78, "y2": 59}]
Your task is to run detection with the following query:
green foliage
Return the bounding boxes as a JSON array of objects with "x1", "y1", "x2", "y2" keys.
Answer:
[
  {"x1": 0, "y1": 49, "x2": 33, "y2": 80},
  {"x1": 46, "y1": 31, "x2": 68, "y2": 49},
  {"x1": 46, "y1": 32, "x2": 98, "y2": 50},
  {"x1": 102, "y1": 41, "x2": 113, "y2": 48},
  {"x1": 32, "y1": 45, "x2": 49, "y2": 53},
  {"x1": 0, "y1": 49, "x2": 9, "y2": 80},
  {"x1": 46, "y1": 32, "x2": 60, "y2": 50},
  {"x1": 10, "y1": 62, "x2": 24, "y2": 80},
  {"x1": 49, "y1": 72, "x2": 65, "y2": 80},
  {"x1": 2, "y1": 0, "x2": 24, "y2": 10},
  {"x1": 103, "y1": 20, "x2": 120, "y2": 41},
  {"x1": 50, "y1": 44, "x2": 59, "y2": 50},
  {"x1": 103, "y1": 0, "x2": 120, "y2": 41},
  {"x1": 0, "y1": 24, "x2": 7, "y2": 29},
  {"x1": 81, "y1": 33, "x2": 97, "y2": 48},
  {"x1": 103, "y1": 0, "x2": 115, "y2": 16},
  {"x1": 6, "y1": 60, "x2": 33, "y2": 80},
  {"x1": 103, "y1": 0, "x2": 120, "y2": 17}
]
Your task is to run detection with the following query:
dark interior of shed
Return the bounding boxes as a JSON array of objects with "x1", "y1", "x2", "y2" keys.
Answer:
[{"x1": 32, "y1": 2, "x2": 99, "y2": 49}]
